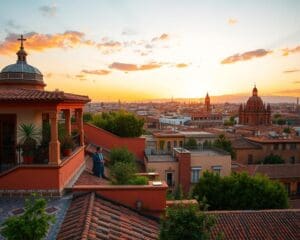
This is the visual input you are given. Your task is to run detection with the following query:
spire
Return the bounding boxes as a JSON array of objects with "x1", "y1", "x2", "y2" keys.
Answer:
[
  {"x1": 252, "y1": 84, "x2": 258, "y2": 96},
  {"x1": 16, "y1": 35, "x2": 27, "y2": 63}
]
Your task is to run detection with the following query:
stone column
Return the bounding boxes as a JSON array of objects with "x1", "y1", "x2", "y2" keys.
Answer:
[
  {"x1": 76, "y1": 108, "x2": 84, "y2": 146},
  {"x1": 64, "y1": 109, "x2": 71, "y2": 136},
  {"x1": 49, "y1": 111, "x2": 60, "y2": 164}
]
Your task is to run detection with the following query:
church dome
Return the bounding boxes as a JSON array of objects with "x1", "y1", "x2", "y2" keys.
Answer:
[
  {"x1": 245, "y1": 86, "x2": 265, "y2": 111},
  {"x1": 0, "y1": 35, "x2": 45, "y2": 90}
]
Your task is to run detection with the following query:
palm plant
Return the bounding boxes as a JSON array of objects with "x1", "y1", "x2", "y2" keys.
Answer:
[{"x1": 18, "y1": 123, "x2": 40, "y2": 163}]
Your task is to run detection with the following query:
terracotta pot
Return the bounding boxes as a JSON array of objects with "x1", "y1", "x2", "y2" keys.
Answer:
[
  {"x1": 63, "y1": 148, "x2": 72, "y2": 157},
  {"x1": 23, "y1": 156, "x2": 33, "y2": 164}
]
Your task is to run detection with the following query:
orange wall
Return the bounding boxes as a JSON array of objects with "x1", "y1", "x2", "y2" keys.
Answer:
[
  {"x1": 0, "y1": 147, "x2": 85, "y2": 191},
  {"x1": 59, "y1": 147, "x2": 85, "y2": 191},
  {"x1": 73, "y1": 182, "x2": 168, "y2": 217},
  {"x1": 84, "y1": 123, "x2": 145, "y2": 160}
]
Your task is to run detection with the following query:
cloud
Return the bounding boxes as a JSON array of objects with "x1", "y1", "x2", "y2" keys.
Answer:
[
  {"x1": 97, "y1": 40, "x2": 122, "y2": 54},
  {"x1": 176, "y1": 63, "x2": 189, "y2": 68},
  {"x1": 81, "y1": 69, "x2": 111, "y2": 75},
  {"x1": 221, "y1": 49, "x2": 272, "y2": 64},
  {"x1": 293, "y1": 81, "x2": 300, "y2": 84},
  {"x1": 152, "y1": 33, "x2": 169, "y2": 42},
  {"x1": 109, "y1": 62, "x2": 162, "y2": 72},
  {"x1": 6, "y1": 20, "x2": 21, "y2": 30},
  {"x1": 121, "y1": 28, "x2": 137, "y2": 36},
  {"x1": 282, "y1": 45, "x2": 300, "y2": 56},
  {"x1": 39, "y1": 5, "x2": 57, "y2": 17},
  {"x1": 283, "y1": 69, "x2": 300, "y2": 74},
  {"x1": 228, "y1": 18, "x2": 238, "y2": 25},
  {"x1": 0, "y1": 31, "x2": 93, "y2": 55}
]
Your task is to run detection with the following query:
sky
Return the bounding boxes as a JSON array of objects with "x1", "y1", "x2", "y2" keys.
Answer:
[{"x1": 0, "y1": 0, "x2": 300, "y2": 101}]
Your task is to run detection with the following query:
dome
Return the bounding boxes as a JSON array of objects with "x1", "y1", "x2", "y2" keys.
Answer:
[
  {"x1": 245, "y1": 95, "x2": 264, "y2": 111},
  {"x1": 1, "y1": 62, "x2": 42, "y2": 75},
  {"x1": 0, "y1": 35, "x2": 45, "y2": 90}
]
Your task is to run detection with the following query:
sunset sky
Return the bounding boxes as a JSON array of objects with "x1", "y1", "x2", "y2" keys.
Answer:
[{"x1": 0, "y1": 0, "x2": 300, "y2": 101}]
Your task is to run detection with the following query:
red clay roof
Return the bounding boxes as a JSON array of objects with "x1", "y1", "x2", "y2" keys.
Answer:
[
  {"x1": 210, "y1": 209, "x2": 300, "y2": 240},
  {"x1": 247, "y1": 136, "x2": 300, "y2": 143},
  {"x1": 232, "y1": 138, "x2": 262, "y2": 149},
  {"x1": 253, "y1": 164, "x2": 300, "y2": 179},
  {"x1": 0, "y1": 88, "x2": 90, "y2": 103},
  {"x1": 57, "y1": 192, "x2": 159, "y2": 240}
]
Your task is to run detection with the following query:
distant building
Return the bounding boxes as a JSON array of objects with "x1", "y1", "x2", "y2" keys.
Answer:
[
  {"x1": 239, "y1": 86, "x2": 271, "y2": 125},
  {"x1": 145, "y1": 147, "x2": 231, "y2": 193}
]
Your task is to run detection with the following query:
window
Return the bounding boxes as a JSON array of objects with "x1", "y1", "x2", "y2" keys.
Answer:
[
  {"x1": 248, "y1": 154, "x2": 253, "y2": 164},
  {"x1": 282, "y1": 143, "x2": 286, "y2": 150},
  {"x1": 179, "y1": 141, "x2": 183, "y2": 147},
  {"x1": 212, "y1": 165, "x2": 222, "y2": 175},
  {"x1": 290, "y1": 156, "x2": 295, "y2": 164},
  {"x1": 166, "y1": 172, "x2": 174, "y2": 187},
  {"x1": 290, "y1": 143, "x2": 297, "y2": 150},
  {"x1": 174, "y1": 141, "x2": 177, "y2": 148},
  {"x1": 297, "y1": 182, "x2": 300, "y2": 195},
  {"x1": 191, "y1": 167, "x2": 201, "y2": 183}
]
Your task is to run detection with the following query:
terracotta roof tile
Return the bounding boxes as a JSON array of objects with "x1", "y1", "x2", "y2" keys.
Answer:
[
  {"x1": 0, "y1": 88, "x2": 90, "y2": 103},
  {"x1": 57, "y1": 193, "x2": 159, "y2": 240},
  {"x1": 210, "y1": 210, "x2": 300, "y2": 240},
  {"x1": 253, "y1": 164, "x2": 300, "y2": 179}
]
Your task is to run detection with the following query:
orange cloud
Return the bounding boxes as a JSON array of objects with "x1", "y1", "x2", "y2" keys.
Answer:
[
  {"x1": 152, "y1": 33, "x2": 169, "y2": 42},
  {"x1": 0, "y1": 31, "x2": 93, "y2": 55},
  {"x1": 176, "y1": 63, "x2": 189, "y2": 68},
  {"x1": 221, "y1": 49, "x2": 272, "y2": 64},
  {"x1": 109, "y1": 62, "x2": 162, "y2": 71},
  {"x1": 82, "y1": 69, "x2": 111, "y2": 75},
  {"x1": 283, "y1": 69, "x2": 300, "y2": 74},
  {"x1": 228, "y1": 18, "x2": 238, "y2": 25},
  {"x1": 282, "y1": 45, "x2": 300, "y2": 56}
]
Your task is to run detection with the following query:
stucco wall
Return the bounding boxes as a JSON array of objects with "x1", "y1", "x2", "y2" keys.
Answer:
[
  {"x1": 146, "y1": 161, "x2": 178, "y2": 186},
  {"x1": 0, "y1": 109, "x2": 43, "y2": 144},
  {"x1": 191, "y1": 152, "x2": 231, "y2": 177}
]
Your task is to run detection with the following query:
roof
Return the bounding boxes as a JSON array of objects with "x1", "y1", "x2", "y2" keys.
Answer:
[
  {"x1": 232, "y1": 137, "x2": 262, "y2": 149},
  {"x1": 0, "y1": 88, "x2": 90, "y2": 104},
  {"x1": 1, "y1": 62, "x2": 42, "y2": 75},
  {"x1": 210, "y1": 209, "x2": 300, "y2": 240},
  {"x1": 253, "y1": 164, "x2": 300, "y2": 179},
  {"x1": 57, "y1": 192, "x2": 159, "y2": 240},
  {"x1": 246, "y1": 136, "x2": 300, "y2": 143}
]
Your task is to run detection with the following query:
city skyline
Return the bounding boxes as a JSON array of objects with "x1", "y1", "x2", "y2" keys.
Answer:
[{"x1": 0, "y1": 0, "x2": 300, "y2": 101}]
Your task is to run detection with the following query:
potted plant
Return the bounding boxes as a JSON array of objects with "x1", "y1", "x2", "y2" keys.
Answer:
[
  {"x1": 61, "y1": 135, "x2": 74, "y2": 157},
  {"x1": 18, "y1": 123, "x2": 40, "y2": 164}
]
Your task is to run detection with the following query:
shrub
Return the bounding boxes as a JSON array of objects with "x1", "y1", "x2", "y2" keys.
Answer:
[
  {"x1": 1, "y1": 195, "x2": 55, "y2": 240},
  {"x1": 109, "y1": 147, "x2": 135, "y2": 166},
  {"x1": 110, "y1": 161, "x2": 137, "y2": 185},
  {"x1": 184, "y1": 138, "x2": 198, "y2": 150},
  {"x1": 263, "y1": 154, "x2": 284, "y2": 164},
  {"x1": 127, "y1": 176, "x2": 148, "y2": 185}
]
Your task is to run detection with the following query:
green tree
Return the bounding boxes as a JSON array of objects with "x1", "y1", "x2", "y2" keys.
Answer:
[
  {"x1": 91, "y1": 111, "x2": 144, "y2": 137},
  {"x1": 193, "y1": 171, "x2": 288, "y2": 210},
  {"x1": 213, "y1": 134, "x2": 235, "y2": 158},
  {"x1": 1, "y1": 195, "x2": 55, "y2": 240},
  {"x1": 159, "y1": 204, "x2": 216, "y2": 240},
  {"x1": 184, "y1": 138, "x2": 198, "y2": 150},
  {"x1": 110, "y1": 161, "x2": 137, "y2": 185},
  {"x1": 283, "y1": 127, "x2": 291, "y2": 134},
  {"x1": 263, "y1": 154, "x2": 284, "y2": 164},
  {"x1": 83, "y1": 112, "x2": 93, "y2": 123}
]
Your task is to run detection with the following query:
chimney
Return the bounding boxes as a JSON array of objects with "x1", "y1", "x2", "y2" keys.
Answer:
[{"x1": 176, "y1": 149, "x2": 191, "y2": 194}]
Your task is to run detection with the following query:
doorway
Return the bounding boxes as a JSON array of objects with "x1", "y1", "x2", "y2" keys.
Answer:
[{"x1": 0, "y1": 114, "x2": 17, "y2": 172}]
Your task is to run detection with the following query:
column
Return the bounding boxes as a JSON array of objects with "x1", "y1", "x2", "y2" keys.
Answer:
[
  {"x1": 49, "y1": 111, "x2": 61, "y2": 165},
  {"x1": 64, "y1": 109, "x2": 71, "y2": 136},
  {"x1": 76, "y1": 108, "x2": 84, "y2": 146}
]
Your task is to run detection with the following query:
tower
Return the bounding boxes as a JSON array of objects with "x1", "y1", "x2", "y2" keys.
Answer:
[{"x1": 205, "y1": 92, "x2": 211, "y2": 112}]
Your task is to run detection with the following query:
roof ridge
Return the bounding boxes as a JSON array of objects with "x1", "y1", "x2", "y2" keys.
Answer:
[
  {"x1": 208, "y1": 209, "x2": 300, "y2": 214},
  {"x1": 81, "y1": 192, "x2": 95, "y2": 240}
]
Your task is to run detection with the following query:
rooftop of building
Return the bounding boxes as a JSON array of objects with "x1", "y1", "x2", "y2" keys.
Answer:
[{"x1": 246, "y1": 136, "x2": 300, "y2": 143}]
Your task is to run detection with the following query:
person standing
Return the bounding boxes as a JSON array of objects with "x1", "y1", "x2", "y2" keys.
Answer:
[{"x1": 92, "y1": 147, "x2": 105, "y2": 178}]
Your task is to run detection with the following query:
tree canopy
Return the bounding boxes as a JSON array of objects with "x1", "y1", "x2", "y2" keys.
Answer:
[
  {"x1": 193, "y1": 171, "x2": 288, "y2": 210},
  {"x1": 159, "y1": 204, "x2": 217, "y2": 240},
  {"x1": 184, "y1": 138, "x2": 198, "y2": 150},
  {"x1": 1, "y1": 195, "x2": 55, "y2": 240},
  {"x1": 213, "y1": 134, "x2": 235, "y2": 158},
  {"x1": 91, "y1": 111, "x2": 144, "y2": 137}
]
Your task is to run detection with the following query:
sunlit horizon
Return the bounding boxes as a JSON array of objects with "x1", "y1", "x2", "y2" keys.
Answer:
[{"x1": 0, "y1": 0, "x2": 300, "y2": 101}]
